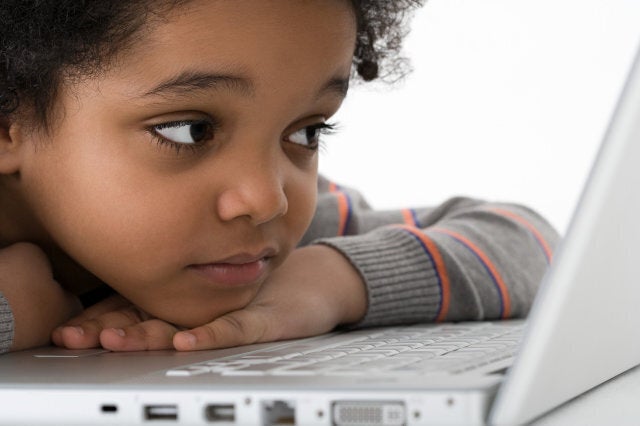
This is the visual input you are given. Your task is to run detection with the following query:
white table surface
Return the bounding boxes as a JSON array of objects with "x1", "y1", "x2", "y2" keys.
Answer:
[{"x1": 531, "y1": 364, "x2": 640, "y2": 425}]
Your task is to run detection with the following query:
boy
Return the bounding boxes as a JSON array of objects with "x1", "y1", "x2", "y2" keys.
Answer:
[{"x1": 0, "y1": 0, "x2": 558, "y2": 353}]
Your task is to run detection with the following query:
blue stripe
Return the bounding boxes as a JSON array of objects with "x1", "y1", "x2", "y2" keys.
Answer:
[
  {"x1": 437, "y1": 232, "x2": 505, "y2": 318},
  {"x1": 399, "y1": 228, "x2": 443, "y2": 321},
  {"x1": 410, "y1": 209, "x2": 421, "y2": 228},
  {"x1": 343, "y1": 191, "x2": 352, "y2": 235}
]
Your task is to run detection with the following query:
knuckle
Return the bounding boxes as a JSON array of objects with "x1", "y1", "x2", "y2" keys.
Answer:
[
  {"x1": 82, "y1": 317, "x2": 106, "y2": 333},
  {"x1": 220, "y1": 313, "x2": 265, "y2": 344},
  {"x1": 120, "y1": 307, "x2": 145, "y2": 324},
  {"x1": 136, "y1": 326, "x2": 152, "y2": 347},
  {"x1": 140, "y1": 320, "x2": 175, "y2": 350},
  {"x1": 219, "y1": 315, "x2": 245, "y2": 335},
  {"x1": 200, "y1": 322, "x2": 222, "y2": 343}
]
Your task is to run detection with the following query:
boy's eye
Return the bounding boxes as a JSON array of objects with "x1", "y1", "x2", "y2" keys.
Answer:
[
  {"x1": 152, "y1": 120, "x2": 214, "y2": 145},
  {"x1": 285, "y1": 122, "x2": 335, "y2": 149}
]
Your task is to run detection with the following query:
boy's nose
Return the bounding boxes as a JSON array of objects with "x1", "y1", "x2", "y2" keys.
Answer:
[{"x1": 216, "y1": 164, "x2": 289, "y2": 226}]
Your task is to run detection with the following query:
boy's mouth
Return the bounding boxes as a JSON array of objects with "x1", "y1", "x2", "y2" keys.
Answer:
[{"x1": 187, "y1": 248, "x2": 276, "y2": 287}]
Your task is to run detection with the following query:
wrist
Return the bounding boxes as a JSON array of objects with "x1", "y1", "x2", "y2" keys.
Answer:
[{"x1": 297, "y1": 244, "x2": 367, "y2": 325}]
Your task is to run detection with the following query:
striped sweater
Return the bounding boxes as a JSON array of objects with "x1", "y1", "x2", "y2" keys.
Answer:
[
  {"x1": 0, "y1": 176, "x2": 559, "y2": 352},
  {"x1": 303, "y1": 176, "x2": 559, "y2": 327}
]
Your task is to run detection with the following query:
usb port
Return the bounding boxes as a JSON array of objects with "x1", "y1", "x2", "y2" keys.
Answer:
[
  {"x1": 144, "y1": 405, "x2": 178, "y2": 421},
  {"x1": 205, "y1": 404, "x2": 235, "y2": 423}
]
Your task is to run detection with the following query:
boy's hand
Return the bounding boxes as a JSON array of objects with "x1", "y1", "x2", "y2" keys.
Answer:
[
  {"x1": 52, "y1": 245, "x2": 367, "y2": 351},
  {"x1": 51, "y1": 293, "x2": 180, "y2": 350},
  {"x1": 174, "y1": 244, "x2": 367, "y2": 350}
]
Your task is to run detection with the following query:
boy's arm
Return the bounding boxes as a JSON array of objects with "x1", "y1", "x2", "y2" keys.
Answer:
[
  {"x1": 304, "y1": 178, "x2": 560, "y2": 326},
  {"x1": 0, "y1": 243, "x2": 82, "y2": 353}
]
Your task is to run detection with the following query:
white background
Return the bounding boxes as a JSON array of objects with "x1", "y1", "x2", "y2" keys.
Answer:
[{"x1": 319, "y1": 0, "x2": 640, "y2": 233}]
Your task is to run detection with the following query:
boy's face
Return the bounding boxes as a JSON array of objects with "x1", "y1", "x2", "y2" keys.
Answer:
[{"x1": 14, "y1": 0, "x2": 356, "y2": 327}]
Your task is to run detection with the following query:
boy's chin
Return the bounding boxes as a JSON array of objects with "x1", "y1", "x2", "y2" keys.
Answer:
[{"x1": 149, "y1": 292, "x2": 258, "y2": 329}]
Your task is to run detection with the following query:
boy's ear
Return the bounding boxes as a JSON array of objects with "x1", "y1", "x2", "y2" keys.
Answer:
[{"x1": 0, "y1": 116, "x2": 25, "y2": 174}]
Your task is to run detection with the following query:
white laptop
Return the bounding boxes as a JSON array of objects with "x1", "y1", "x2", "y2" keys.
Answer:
[{"x1": 1, "y1": 42, "x2": 640, "y2": 426}]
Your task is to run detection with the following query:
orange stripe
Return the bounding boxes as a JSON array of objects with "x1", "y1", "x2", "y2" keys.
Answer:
[
  {"x1": 490, "y1": 208, "x2": 553, "y2": 263},
  {"x1": 433, "y1": 227, "x2": 511, "y2": 318},
  {"x1": 401, "y1": 209, "x2": 417, "y2": 227},
  {"x1": 328, "y1": 181, "x2": 349, "y2": 235},
  {"x1": 395, "y1": 225, "x2": 450, "y2": 321},
  {"x1": 335, "y1": 192, "x2": 349, "y2": 236}
]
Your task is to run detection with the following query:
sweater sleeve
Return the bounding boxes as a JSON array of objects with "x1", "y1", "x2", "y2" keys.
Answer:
[
  {"x1": 299, "y1": 176, "x2": 560, "y2": 328},
  {"x1": 0, "y1": 292, "x2": 14, "y2": 353}
]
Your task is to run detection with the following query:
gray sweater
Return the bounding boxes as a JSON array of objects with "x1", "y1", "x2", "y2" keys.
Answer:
[
  {"x1": 305, "y1": 176, "x2": 559, "y2": 327},
  {"x1": 0, "y1": 176, "x2": 559, "y2": 353}
]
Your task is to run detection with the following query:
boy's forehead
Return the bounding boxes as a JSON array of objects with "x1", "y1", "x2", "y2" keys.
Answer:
[
  {"x1": 138, "y1": 0, "x2": 356, "y2": 55},
  {"x1": 108, "y1": 0, "x2": 355, "y2": 99}
]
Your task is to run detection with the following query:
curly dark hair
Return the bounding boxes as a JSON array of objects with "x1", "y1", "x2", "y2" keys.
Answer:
[{"x1": 0, "y1": 0, "x2": 425, "y2": 128}]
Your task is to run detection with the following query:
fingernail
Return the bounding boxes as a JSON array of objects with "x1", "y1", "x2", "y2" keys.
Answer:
[
  {"x1": 111, "y1": 328, "x2": 126, "y2": 337},
  {"x1": 72, "y1": 326, "x2": 84, "y2": 336},
  {"x1": 179, "y1": 332, "x2": 197, "y2": 349}
]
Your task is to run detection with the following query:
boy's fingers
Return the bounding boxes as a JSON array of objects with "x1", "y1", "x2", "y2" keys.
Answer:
[
  {"x1": 62, "y1": 294, "x2": 130, "y2": 326},
  {"x1": 52, "y1": 307, "x2": 146, "y2": 349},
  {"x1": 51, "y1": 324, "x2": 100, "y2": 349},
  {"x1": 99, "y1": 319, "x2": 178, "y2": 351},
  {"x1": 173, "y1": 309, "x2": 271, "y2": 351}
]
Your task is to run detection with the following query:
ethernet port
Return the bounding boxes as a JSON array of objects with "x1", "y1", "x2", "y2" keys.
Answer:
[{"x1": 262, "y1": 400, "x2": 295, "y2": 425}]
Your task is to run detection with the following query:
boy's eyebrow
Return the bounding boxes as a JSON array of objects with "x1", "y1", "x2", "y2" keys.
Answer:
[
  {"x1": 140, "y1": 71, "x2": 255, "y2": 99},
  {"x1": 319, "y1": 76, "x2": 350, "y2": 99},
  {"x1": 138, "y1": 70, "x2": 349, "y2": 100}
]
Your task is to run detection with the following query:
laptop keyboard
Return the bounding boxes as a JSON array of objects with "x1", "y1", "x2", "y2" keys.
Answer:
[{"x1": 166, "y1": 321, "x2": 523, "y2": 378}]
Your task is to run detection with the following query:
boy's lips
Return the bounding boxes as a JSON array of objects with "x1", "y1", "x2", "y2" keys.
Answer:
[{"x1": 187, "y1": 248, "x2": 276, "y2": 287}]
